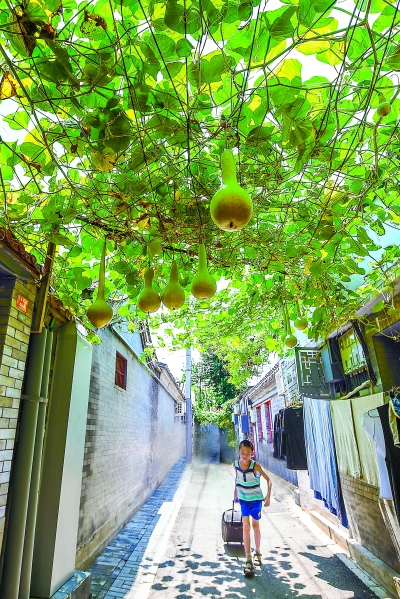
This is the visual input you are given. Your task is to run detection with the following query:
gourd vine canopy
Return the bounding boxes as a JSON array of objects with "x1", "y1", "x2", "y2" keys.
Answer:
[{"x1": 1, "y1": 0, "x2": 400, "y2": 382}]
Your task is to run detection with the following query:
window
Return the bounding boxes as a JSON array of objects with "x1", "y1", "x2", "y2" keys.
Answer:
[
  {"x1": 115, "y1": 352, "x2": 127, "y2": 389},
  {"x1": 264, "y1": 402, "x2": 273, "y2": 443},
  {"x1": 256, "y1": 407, "x2": 263, "y2": 442}
]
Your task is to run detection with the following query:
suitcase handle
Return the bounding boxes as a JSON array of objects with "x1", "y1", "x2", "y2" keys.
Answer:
[{"x1": 231, "y1": 500, "x2": 242, "y2": 523}]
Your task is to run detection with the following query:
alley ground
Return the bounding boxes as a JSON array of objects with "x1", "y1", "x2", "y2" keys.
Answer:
[{"x1": 87, "y1": 459, "x2": 387, "y2": 599}]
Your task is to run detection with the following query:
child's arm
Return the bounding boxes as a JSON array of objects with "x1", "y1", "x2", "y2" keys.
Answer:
[
  {"x1": 233, "y1": 464, "x2": 238, "y2": 502},
  {"x1": 254, "y1": 463, "x2": 272, "y2": 507}
]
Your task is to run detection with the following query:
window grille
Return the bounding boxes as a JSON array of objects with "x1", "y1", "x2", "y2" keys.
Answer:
[
  {"x1": 115, "y1": 352, "x2": 127, "y2": 389},
  {"x1": 264, "y1": 402, "x2": 273, "y2": 443}
]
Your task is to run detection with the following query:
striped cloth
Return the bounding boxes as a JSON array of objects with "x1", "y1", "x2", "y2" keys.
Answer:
[
  {"x1": 234, "y1": 459, "x2": 264, "y2": 501},
  {"x1": 303, "y1": 397, "x2": 348, "y2": 527}
]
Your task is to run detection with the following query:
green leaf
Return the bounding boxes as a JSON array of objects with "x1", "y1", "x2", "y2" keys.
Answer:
[
  {"x1": 265, "y1": 338, "x2": 278, "y2": 351},
  {"x1": 200, "y1": 52, "x2": 233, "y2": 83},
  {"x1": 371, "y1": 300, "x2": 385, "y2": 313},
  {"x1": 385, "y1": 45, "x2": 400, "y2": 70},
  {"x1": 269, "y1": 7, "x2": 296, "y2": 40},
  {"x1": 176, "y1": 38, "x2": 194, "y2": 57},
  {"x1": 282, "y1": 115, "x2": 313, "y2": 147},
  {"x1": 49, "y1": 233, "x2": 73, "y2": 246},
  {"x1": 4, "y1": 111, "x2": 30, "y2": 131}
]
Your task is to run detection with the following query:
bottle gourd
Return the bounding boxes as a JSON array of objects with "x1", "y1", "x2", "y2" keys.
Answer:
[
  {"x1": 190, "y1": 244, "x2": 216, "y2": 300},
  {"x1": 161, "y1": 261, "x2": 185, "y2": 310},
  {"x1": 87, "y1": 240, "x2": 113, "y2": 328},
  {"x1": 210, "y1": 150, "x2": 253, "y2": 231},
  {"x1": 283, "y1": 305, "x2": 297, "y2": 348},
  {"x1": 294, "y1": 300, "x2": 308, "y2": 330},
  {"x1": 137, "y1": 267, "x2": 161, "y2": 313}
]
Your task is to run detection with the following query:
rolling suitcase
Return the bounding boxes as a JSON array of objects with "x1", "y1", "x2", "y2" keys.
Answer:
[{"x1": 222, "y1": 501, "x2": 243, "y2": 544}]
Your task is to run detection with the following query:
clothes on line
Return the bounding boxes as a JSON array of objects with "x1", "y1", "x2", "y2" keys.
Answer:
[
  {"x1": 362, "y1": 408, "x2": 392, "y2": 500},
  {"x1": 378, "y1": 403, "x2": 400, "y2": 524},
  {"x1": 351, "y1": 393, "x2": 384, "y2": 488},
  {"x1": 330, "y1": 400, "x2": 361, "y2": 479},
  {"x1": 303, "y1": 397, "x2": 348, "y2": 528},
  {"x1": 283, "y1": 406, "x2": 308, "y2": 470},
  {"x1": 273, "y1": 410, "x2": 285, "y2": 460},
  {"x1": 389, "y1": 399, "x2": 400, "y2": 448}
]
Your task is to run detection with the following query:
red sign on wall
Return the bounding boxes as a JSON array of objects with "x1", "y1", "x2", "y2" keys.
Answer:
[{"x1": 16, "y1": 294, "x2": 29, "y2": 314}]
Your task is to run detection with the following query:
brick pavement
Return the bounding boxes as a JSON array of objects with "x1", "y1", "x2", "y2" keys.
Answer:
[{"x1": 87, "y1": 457, "x2": 186, "y2": 599}]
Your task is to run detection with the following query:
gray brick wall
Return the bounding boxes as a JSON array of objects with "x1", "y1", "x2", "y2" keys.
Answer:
[
  {"x1": 257, "y1": 439, "x2": 298, "y2": 486},
  {"x1": 76, "y1": 328, "x2": 186, "y2": 569},
  {"x1": 340, "y1": 473, "x2": 400, "y2": 571},
  {"x1": 0, "y1": 277, "x2": 35, "y2": 552}
]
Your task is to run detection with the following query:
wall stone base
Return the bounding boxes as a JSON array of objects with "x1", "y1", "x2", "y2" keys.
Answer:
[
  {"x1": 305, "y1": 505, "x2": 400, "y2": 599},
  {"x1": 347, "y1": 538, "x2": 400, "y2": 599},
  {"x1": 49, "y1": 571, "x2": 91, "y2": 599}
]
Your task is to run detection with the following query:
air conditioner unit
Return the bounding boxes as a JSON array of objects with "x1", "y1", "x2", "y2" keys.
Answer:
[
  {"x1": 250, "y1": 409, "x2": 257, "y2": 423},
  {"x1": 175, "y1": 402, "x2": 185, "y2": 417}
]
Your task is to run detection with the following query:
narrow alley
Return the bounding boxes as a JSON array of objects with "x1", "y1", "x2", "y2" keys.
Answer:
[{"x1": 87, "y1": 460, "x2": 383, "y2": 599}]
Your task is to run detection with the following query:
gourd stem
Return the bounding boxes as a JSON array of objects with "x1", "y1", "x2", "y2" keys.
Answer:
[
  {"x1": 296, "y1": 299, "x2": 302, "y2": 319},
  {"x1": 144, "y1": 267, "x2": 154, "y2": 287},
  {"x1": 170, "y1": 261, "x2": 179, "y2": 283},
  {"x1": 283, "y1": 305, "x2": 290, "y2": 336},
  {"x1": 198, "y1": 244, "x2": 207, "y2": 271},
  {"x1": 221, "y1": 150, "x2": 237, "y2": 185},
  {"x1": 97, "y1": 240, "x2": 107, "y2": 301}
]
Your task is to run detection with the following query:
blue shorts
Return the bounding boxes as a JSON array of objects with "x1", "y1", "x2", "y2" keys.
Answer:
[{"x1": 239, "y1": 499, "x2": 263, "y2": 520}]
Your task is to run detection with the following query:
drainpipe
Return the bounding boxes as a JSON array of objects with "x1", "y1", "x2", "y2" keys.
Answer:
[
  {"x1": 0, "y1": 329, "x2": 48, "y2": 599},
  {"x1": 19, "y1": 328, "x2": 53, "y2": 599},
  {"x1": 185, "y1": 348, "x2": 192, "y2": 464}
]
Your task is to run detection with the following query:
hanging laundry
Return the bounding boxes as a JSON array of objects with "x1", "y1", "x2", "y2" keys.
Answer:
[
  {"x1": 303, "y1": 397, "x2": 348, "y2": 527},
  {"x1": 377, "y1": 404, "x2": 400, "y2": 524},
  {"x1": 362, "y1": 408, "x2": 392, "y2": 500},
  {"x1": 283, "y1": 406, "x2": 308, "y2": 470},
  {"x1": 389, "y1": 398, "x2": 400, "y2": 447},
  {"x1": 273, "y1": 412, "x2": 280, "y2": 458},
  {"x1": 330, "y1": 400, "x2": 361, "y2": 478},
  {"x1": 273, "y1": 409, "x2": 286, "y2": 460},
  {"x1": 351, "y1": 393, "x2": 384, "y2": 488}
]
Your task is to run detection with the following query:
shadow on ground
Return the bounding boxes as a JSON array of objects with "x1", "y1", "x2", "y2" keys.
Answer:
[{"x1": 148, "y1": 542, "x2": 379, "y2": 599}]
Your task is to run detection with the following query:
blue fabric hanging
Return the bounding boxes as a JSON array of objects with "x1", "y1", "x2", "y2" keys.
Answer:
[{"x1": 303, "y1": 397, "x2": 348, "y2": 528}]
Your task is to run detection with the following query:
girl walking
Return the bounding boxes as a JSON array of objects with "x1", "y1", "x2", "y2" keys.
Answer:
[{"x1": 233, "y1": 439, "x2": 272, "y2": 576}]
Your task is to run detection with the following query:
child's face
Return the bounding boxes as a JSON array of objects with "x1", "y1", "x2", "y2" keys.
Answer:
[{"x1": 239, "y1": 446, "x2": 253, "y2": 463}]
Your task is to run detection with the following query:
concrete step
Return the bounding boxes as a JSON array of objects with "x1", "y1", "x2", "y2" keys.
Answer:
[{"x1": 309, "y1": 508, "x2": 400, "y2": 599}]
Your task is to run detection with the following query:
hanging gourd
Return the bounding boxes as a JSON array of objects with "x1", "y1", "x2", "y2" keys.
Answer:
[
  {"x1": 376, "y1": 94, "x2": 391, "y2": 117},
  {"x1": 161, "y1": 261, "x2": 185, "y2": 310},
  {"x1": 210, "y1": 149, "x2": 253, "y2": 231},
  {"x1": 294, "y1": 300, "x2": 308, "y2": 331},
  {"x1": 86, "y1": 240, "x2": 113, "y2": 328},
  {"x1": 283, "y1": 305, "x2": 297, "y2": 348},
  {"x1": 190, "y1": 244, "x2": 216, "y2": 300},
  {"x1": 137, "y1": 267, "x2": 161, "y2": 313}
]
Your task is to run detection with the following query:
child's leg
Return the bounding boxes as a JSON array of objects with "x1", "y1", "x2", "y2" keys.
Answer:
[
  {"x1": 242, "y1": 516, "x2": 251, "y2": 558},
  {"x1": 252, "y1": 517, "x2": 261, "y2": 553}
]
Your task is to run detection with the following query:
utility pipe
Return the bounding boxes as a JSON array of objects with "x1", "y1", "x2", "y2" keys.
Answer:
[
  {"x1": 0, "y1": 329, "x2": 48, "y2": 599},
  {"x1": 185, "y1": 348, "x2": 192, "y2": 464},
  {"x1": 19, "y1": 329, "x2": 53, "y2": 599}
]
